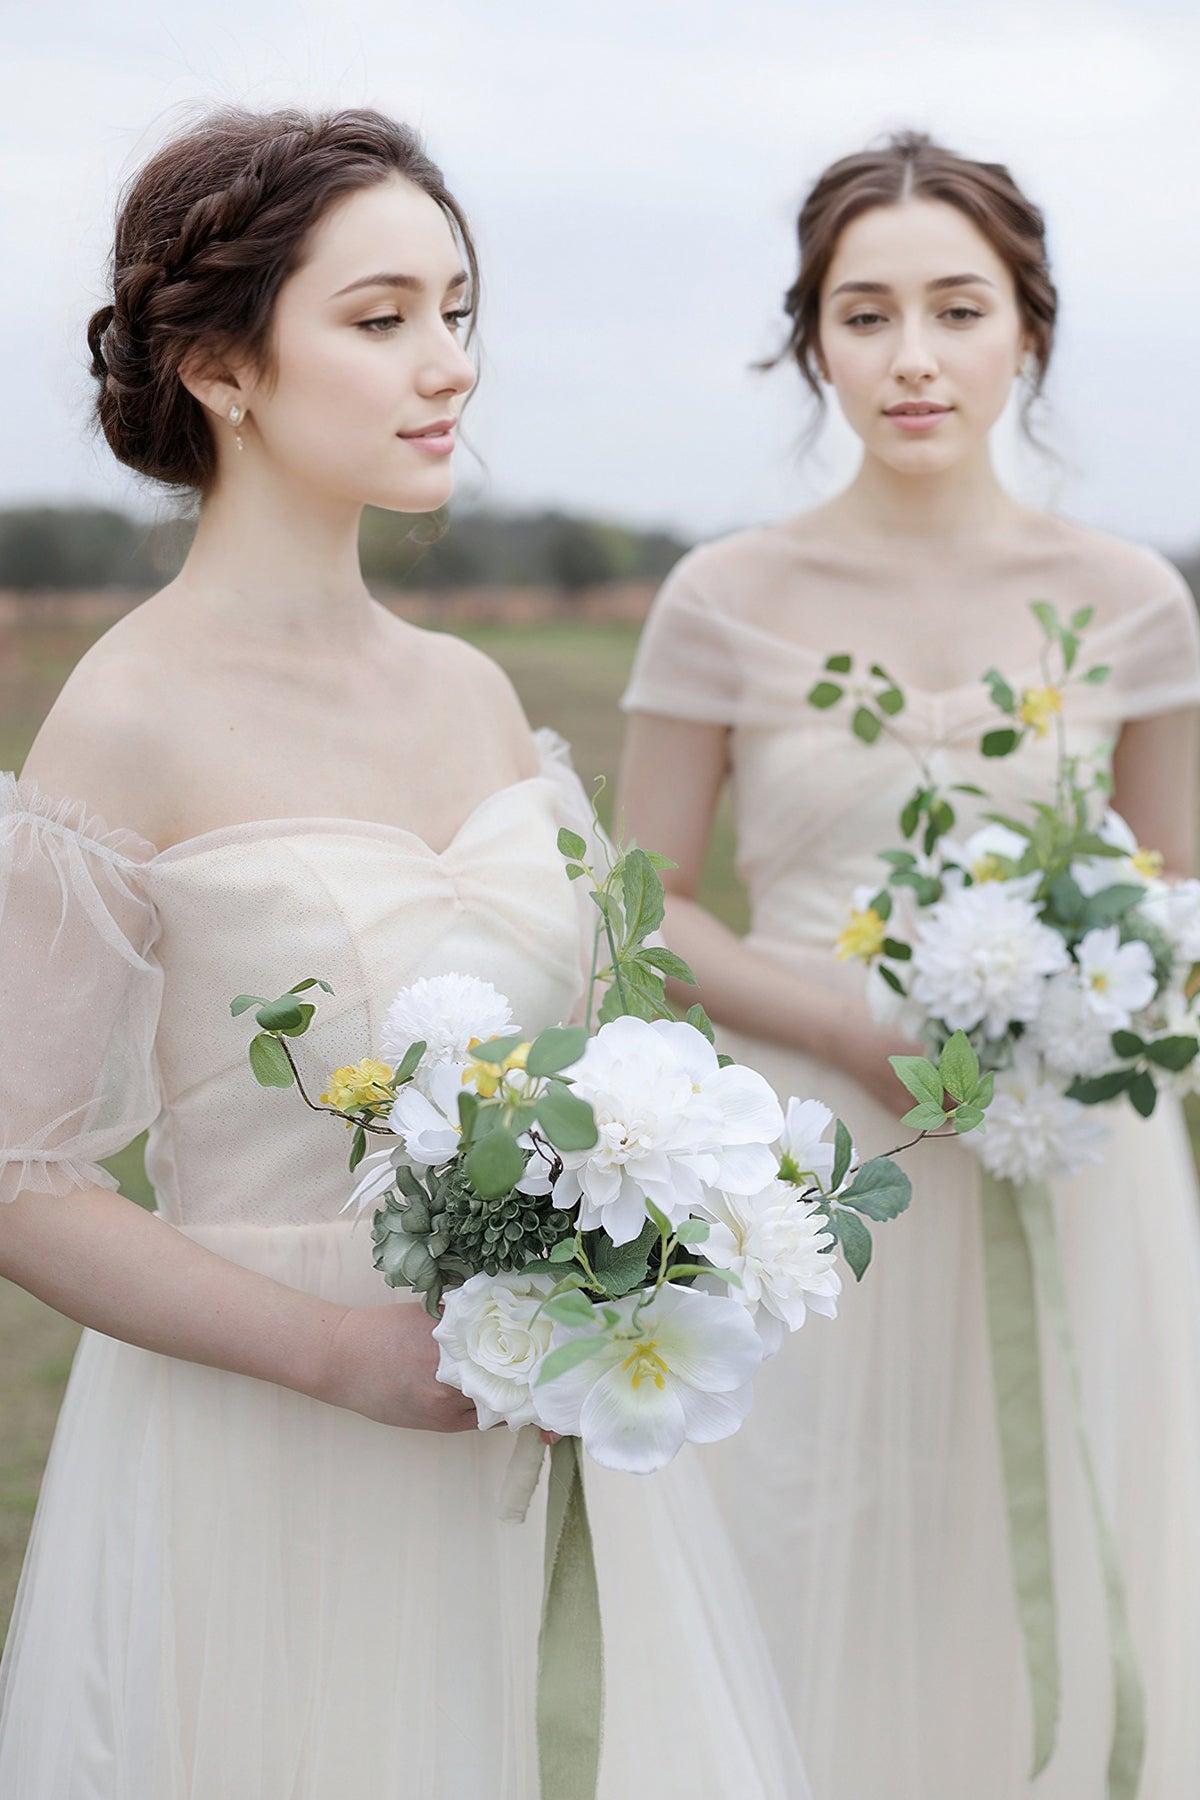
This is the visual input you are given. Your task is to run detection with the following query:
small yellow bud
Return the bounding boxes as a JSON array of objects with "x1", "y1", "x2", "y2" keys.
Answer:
[
  {"x1": 836, "y1": 907, "x2": 888, "y2": 963},
  {"x1": 1018, "y1": 686, "x2": 1063, "y2": 738},
  {"x1": 1131, "y1": 846, "x2": 1164, "y2": 881},
  {"x1": 971, "y1": 854, "x2": 1009, "y2": 884},
  {"x1": 320, "y1": 1057, "x2": 393, "y2": 1112}
]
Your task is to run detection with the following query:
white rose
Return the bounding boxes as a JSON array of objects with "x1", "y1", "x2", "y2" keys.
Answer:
[{"x1": 432, "y1": 1269, "x2": 558, "y2": 1429}]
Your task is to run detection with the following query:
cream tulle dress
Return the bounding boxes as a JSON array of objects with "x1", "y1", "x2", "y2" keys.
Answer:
[
  {"x1": 0, "y1": 728, "x2": 810, "y2": 1800},
  {"x1": 621, "y1": 520, "x2": 1200, "y2": 1800}
]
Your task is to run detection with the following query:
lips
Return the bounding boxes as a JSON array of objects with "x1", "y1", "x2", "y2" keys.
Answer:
[
  {"x1": 398, "y1": 418, "x2": 457, "y2": 438},
  {"x1": 884, "y1": 403, "x2": 951, "y2": 416}
]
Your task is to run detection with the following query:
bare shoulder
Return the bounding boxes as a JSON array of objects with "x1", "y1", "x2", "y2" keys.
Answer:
[
  {"x1": 380, "y1": 613, "x2": 539, "y2": 778},
  {"x1": 19, "y1": 601, "x2": 185, "y2": 844}
]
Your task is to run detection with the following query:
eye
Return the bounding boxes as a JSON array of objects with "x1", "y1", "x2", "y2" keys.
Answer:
[
  {"x1": 357, "y1": 315, "x2": 402, "y2": 334},
  {"x1": 941, "y1": 305, "x2": 984, "y2": 324},
  {"x1": 443, "y1": 307, "x2": 473, "y2": 333},
  {"x1": 845, "y1": 310, "x2": 887, "y2": 329}
]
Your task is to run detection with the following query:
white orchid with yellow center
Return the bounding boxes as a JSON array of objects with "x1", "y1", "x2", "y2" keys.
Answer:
[
  {"x1": 1074, "y1": 926, "x2": 1156, "y2": 1031},
  {"x1": 1072, "y1": 810, "x2": 1165, "y2": 900},
  {"x1": 531, "y1": 1283, "x2": 765, "y2": 1473}
]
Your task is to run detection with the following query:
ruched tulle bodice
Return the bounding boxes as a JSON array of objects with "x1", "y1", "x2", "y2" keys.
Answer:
[{"x1": 143, "y1": 774, "x2": 586, "y2": 1227}]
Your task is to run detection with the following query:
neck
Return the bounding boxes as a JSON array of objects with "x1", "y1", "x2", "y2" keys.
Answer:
[
  {"x1": 830, "y1": 444, "x2": 1022, "y2": 544},
  {"x1": 169, "y1": 460, "x2": 377, "y2": 640}
]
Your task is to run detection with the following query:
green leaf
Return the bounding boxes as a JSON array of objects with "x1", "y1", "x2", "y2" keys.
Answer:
[
  {"x1": 870, "y1": 887, "x2": 893, "y2": 922},
  {"x1": 686, "y1": 1003, "x2": 716, "y2": 1044},
  {"x1": 838, "y1": 1158, "x2": 911, "y2": 1220},
  {"x1": 565, "y1": 863, "x2": 586, "y2": 880},
  {"x1": 254, "y1": 996, "x2": 308, "y2": 1033},
  {"x1": 928, "y1": 798, "x2": 956, "y2": 837},
  {"x1": 536, "y1": 1082, "x2": 599, "y2": 1152},
  {"x1": 469, "y1": 1031, "x2": 528, "y2": 1065},
  {"x1": 971, "y1": 1071, "x2": 995, "y2": 1109},
  {"x1": 1080, "y1": 885, "x2": 1146, "y2": 928},
  {"x1": 1066, "y1": 1069, "x2": 1135, "y2": 1103},
  {"x1": 621, "y1": 848, "x2": 665, "y2": 947},
  {"x1": 1128, "y1": 1071, "x2": 1158, "y2": 1118},
  {"x1": 395, "y1": 1038, "x2": 427, "y2": 1084},
  {"x1": 877, "y1": 687, "x2": 905, "y2": 716},
  {"x1": 889, "y1": 1055, "x2": 944, "y2": 1109},
  {"x1": 882, "y1": 937, "x2": 912, "y2": 961},
  {"x1": 880, "y1": 849, "x2": 918, "y2": 869},
  {"x1": 645, "y1": 1198, "x2": 674, "y2": 1238},
  {"x1": 1083, "y1": 664, "x2": 1111, "y2": 685},
  {"x1": 938, "y1": 1031, "x2": 980, "y2": 1104},
  {"x1": 952, "y1": 1105, "x2": 986, "y2": 1134},
  {"x1": 525, "y1": 1026, "x2": 588, "y2": 1077},
  {"x1": 675, "y1": 1219, "x2": 711, "y2": 1245},
  {"x1": 665, "y1": 1262, "x2": 739, "y2": 1285},
  {"x1": 543, "y1": 1290, "x2": 600, "y2": 1326},
  {"x1": 1145, "y1": 1035, "x2": 1200, "y2": 1072},
  {"x1": 1110, "y1": 1029, "x2": 1146, "y2": 1059},
  {"x1": 548, "y1": 1237, "x2": 579, "y2": 1262},
  {"x1": 982, "y1": 728, "x2": 1021, "y2": 758},
  {"x1": 557, "y1": 827, "x2": 588, "y2": 860},
  {"x1": 902, "y1": 1102, "x2": 950, "y2": 1132},
  {"x1": 808, "y1": 681, "x2": 844, "y2": 709},
  {"x1": 852, "y1": 706, "x2": 882, "y2": 744},
  {"x1": 1031, "y1": 599, "x2": 1060, "y2": 641},
  {"x1": 982, "y1": 668, "x2": 1016, "y2": 715},
  {"x1": 1071, "y1": 606, "x2": 1095, "y2": 630},
  {"x1": 825, "y1": 653, "x2": 853, "y2": 674},
  {"x1": 899, "y1": 793, "x2": 923, "y2": 839},
  {"x1": 535, "y1": 1335, "x2": 611, "y2": 1385},
  {"x1": 593, "y1": 1221, "x2": 657, "y2": 1297},
  {"x1": 1048, "y1": 874, "x2": 1085, "y2": 923},
  {"x1": 349, "y1": 1124, "x2": 367, "y2": 1173},
  {"x1": 248, "y1": 1032, "x2": 294, "y2": 1088},
  {"x1": 464, "y1": 1129, "x2": 526, "y2": 1199},
  {"x1": 230, "y1": 993, "x2": 267, "y2": 1017},
  {"x1": 831, "y1": 1119, "x2": 854, "y2": 1193},
  {"x1": 457, "y1": 1089, "x2": 479, "y2": 1136},
  {"x1": 951, "y1": 782, "x2": 987, "y2": 797},
  {"x1": 288, "y1": 976, "x2": 334, "y2": 995},
  {"x1": 877, "y1": 964, "x2": 907, "y2": 997},
  {"x1": 1061, "y1": 630, "x2": 1079, "y2": 673},
  {"x1": 831, "y1": 1208, "x2": 873, "y2": 1281},
  {"x1": 639, "y1": 946, "x2": 698, "y2": 985}
]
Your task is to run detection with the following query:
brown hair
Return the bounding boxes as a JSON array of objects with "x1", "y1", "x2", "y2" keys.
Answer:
[
  {"x1": 86, "y1": 106, "x2": 479, "y2": 493},
  {"x1": 765, "y1": 130, "x2": 1057, "y2": 431}
]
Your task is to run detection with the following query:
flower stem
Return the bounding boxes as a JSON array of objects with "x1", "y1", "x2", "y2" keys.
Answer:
[{"x1": 275, "y1": 1037, "x2": 394, "y2": 1133}]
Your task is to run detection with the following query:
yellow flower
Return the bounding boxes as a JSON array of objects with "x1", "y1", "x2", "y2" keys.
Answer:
[
  {"x1": 320, "y1": 1057, "x2": 394, "y2": 1112},
  {"x1": 1131, "y1": 846, "x2": 1164, "y2": 881},
  {"x1": 836, "y1": 907, "x2": 887, "y2": 962},
  {"x1": 463, "y1": 1037, "x2": 532, "y2": 1099},
  {"x1": 971, "y1": 854, "x2": 1009, "y2": 884},
  {"x1": 1018, "y1": 685, "x2": 1063, "y2": 738}
]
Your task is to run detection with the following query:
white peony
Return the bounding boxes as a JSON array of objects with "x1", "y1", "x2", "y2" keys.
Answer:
[
  {"x1": 380, "y1": 974, "x2": 515, "y2": 1087},
  {"x1": 532, "y1": 1283, "x2": 764, "y2": 1472},
  {"x1": 909, "y1": 881, "x2": 1070, "y2": 1038},
  {"x1": 432, "y1": 1268, "x2": 558, "y2": 1430},
  {"x1": 387, "y1": 1059, "x2": 467, "y2": 1166},
  {"x1": 1141, "y1": 879, "x2": 1200, "y2": 967},
  {"x1": 697, "y1": 1183, "x2": 841, "y2": 1354},
  {"x1": 1075, "y1": 926, "x2": 1156, "y2": 1031},
  {"x1": 1072, "y1": 810, "x2": 1164, "y2": 899},
  {"x1": 968, "y1": 1054, "x2": 1108, "y2": 1184},
  {"x1": 1026, "y1": 970, "x2": 1120, "y2": 1082},
  {"x1": 546, "y1": 1016, "x2": 784, "y2": 1246}
]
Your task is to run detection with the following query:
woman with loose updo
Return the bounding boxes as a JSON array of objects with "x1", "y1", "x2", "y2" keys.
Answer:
[
  {"x1": 619, "y1": 131, "x2": 1200, "y2": 1797},
  {"x1": 0, "y1": 106, "x2": 811, "y2": 1796}
]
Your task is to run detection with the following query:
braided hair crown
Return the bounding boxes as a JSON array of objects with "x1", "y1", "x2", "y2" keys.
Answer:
[{"x1": 87, "y1": 106, "x2": 478, "y2": 492}]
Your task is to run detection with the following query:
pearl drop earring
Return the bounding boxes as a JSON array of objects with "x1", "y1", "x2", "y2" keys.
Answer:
[{"x1": 228, "y1": 403, "x2": 245, "y2": 452}]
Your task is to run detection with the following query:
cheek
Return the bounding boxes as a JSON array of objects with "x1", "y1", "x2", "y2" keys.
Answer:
[
  {"x1": 273, "y1": 330, "x2": 403, "y2": 434},
  {"x1": 943, "y1": 326, "x2": 1020, "y2": 408}
]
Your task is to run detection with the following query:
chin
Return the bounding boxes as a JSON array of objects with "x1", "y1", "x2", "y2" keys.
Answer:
[
  {"x1": 368, "y1": 469, "x2": 457, "y2": 515},
  {"x1": 875, "y1": 435, "x2": 966, "y2": 477}
]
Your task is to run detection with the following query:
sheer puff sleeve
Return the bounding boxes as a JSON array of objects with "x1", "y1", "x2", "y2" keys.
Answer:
[
  {"x1": 0, "y1": 773, "x2": 164, "y2": 1204},
  {"x1": 620, "y1": 546, "x2": 744, "y2": 726}
]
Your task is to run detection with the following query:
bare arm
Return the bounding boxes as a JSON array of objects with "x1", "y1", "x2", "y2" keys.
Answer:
[
  {"x1": 1111, "y1": 707, "x2": 1200, "y2": 879},
  {"x1": 617, "y1": 711, "x2": 916, "y2": 1112}
]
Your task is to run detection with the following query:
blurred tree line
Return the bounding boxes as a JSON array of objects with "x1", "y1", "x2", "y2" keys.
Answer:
[{"x1": 0, "y1": 504, "x2": 689, "y2": 593}]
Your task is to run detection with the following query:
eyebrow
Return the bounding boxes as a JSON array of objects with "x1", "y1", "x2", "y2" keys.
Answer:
[
  {"x1": 830, "y1": 272, "x2": 997, "y2": 298},
  {"x1": 331, "y1": 269, "x2": 470, "y2": 299}
]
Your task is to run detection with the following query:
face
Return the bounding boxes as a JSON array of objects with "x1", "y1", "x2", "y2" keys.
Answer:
[
  {"x1": 817, "y1": 198, "x2": 1028, "y2": 474},
  {"x1": 232, "y1": 176, "x2": 476, "y2": 511}
]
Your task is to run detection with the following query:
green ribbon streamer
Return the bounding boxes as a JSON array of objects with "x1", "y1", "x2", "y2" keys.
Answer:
[
  {"x1": 981, "y1": 1175, "x2": 1146, "y2": 1799},
  {"x1": 536, "y1": 1435, "x2": 604, "y2": 1800}
]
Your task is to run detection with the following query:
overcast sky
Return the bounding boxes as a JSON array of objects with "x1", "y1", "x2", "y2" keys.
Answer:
[{"x1": 2, "y1": 0, "x2": 1198, "y2": 554}]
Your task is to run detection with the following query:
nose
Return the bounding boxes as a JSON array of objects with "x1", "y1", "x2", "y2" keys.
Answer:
[
  {"x1": 417, "y1": 333, "x2": 476, "y2": 402},
  {"x1": 889, "y1": 321, "x2": 939, "y2": 387}
]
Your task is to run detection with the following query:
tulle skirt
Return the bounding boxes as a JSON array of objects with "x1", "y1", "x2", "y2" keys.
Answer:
[
  {"x1": 708, "y1": 938, "x2": 1200, "y2": 1800},
  {"x1": 0, "y1": 1216, "x2": 809, "y2": 1799}
]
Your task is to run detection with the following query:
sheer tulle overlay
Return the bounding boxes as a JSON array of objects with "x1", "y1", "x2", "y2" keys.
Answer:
[
  {"x1": 622, "y1": 522, "x2": 1200, "y2": 1800},
  {"x1": 0, "y1": 730, "x2": 809, "y2": 1800}
]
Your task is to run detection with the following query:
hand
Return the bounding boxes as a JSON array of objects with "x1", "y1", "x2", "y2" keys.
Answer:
[
  {"x1": 314, "y1": 1300, "x2": 479, "y2": 1432},
  {"x1": 842, "y1": 1018, "x2": 926, "y2": 1119}
]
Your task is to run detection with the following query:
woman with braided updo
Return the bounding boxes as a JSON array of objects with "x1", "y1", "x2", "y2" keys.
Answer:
[{"x1": 0, "y1": 108, "x2": 810, "y2": 1797}]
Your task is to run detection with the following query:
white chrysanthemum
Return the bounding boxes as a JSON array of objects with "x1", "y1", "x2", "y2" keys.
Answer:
[
  {"x1": 432, "y1": 1269, "x2": 558, "y2": 1429},
  {"x1": 380, "y1": 974, "x2": 515, "y2": 1085},
  {"x1": 910, "y1": 882, "x2": 1070, "y2": 1038},
  {"x1": 1026, "y1": 971, "x2": 1120, "y2": 1082},
  {"x1": 387, "y1": 1060, "x2": 467, "y2": 1166},
  {"x1": 968, "y1": 1054, "x2": 1108, "y2": 1184},
  {"x1": 697, "y1": 1183, "x2": 841, "y2": 1355},
  {"x1": 547, "y1": 1016, "x2": 784, "y2": 1246},
  {"x1": 532, "y1": 1283, "x2": 764, "y2": 1473},
  {"x1": 1072, "y1": 810, "x2": 1165, "y2": 899},
  {"x1": 1075, "y1": 926, "x2": 1156, "y2": 1030},
  {"x1": 1142, "y1": 879, "x2": 1200, "y2": 966}
]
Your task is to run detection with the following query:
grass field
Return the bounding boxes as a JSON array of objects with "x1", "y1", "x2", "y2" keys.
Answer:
[{"x1": 0, "y1": 603, "x2": 746, "y2": 1636}]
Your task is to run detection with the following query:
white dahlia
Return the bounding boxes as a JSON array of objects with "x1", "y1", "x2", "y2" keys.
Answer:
[
  {"x1": 968, "y1": 1054, "x2": 1108, "y2": 1184},
  {"x1": 697, "y1": 1182, "x2": 841, "y2": 1355},
  {"x1": 910, "y1": 882, "x2": 1070, "y2": 1038},
  {"x1": 1026, "y1": 970, "x2": 1120, "y2": 1082}
]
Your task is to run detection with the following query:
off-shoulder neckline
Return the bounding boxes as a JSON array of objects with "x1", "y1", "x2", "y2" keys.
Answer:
[{"x1": 4, "y1": 729, "x2": 570, "y2": 868}]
